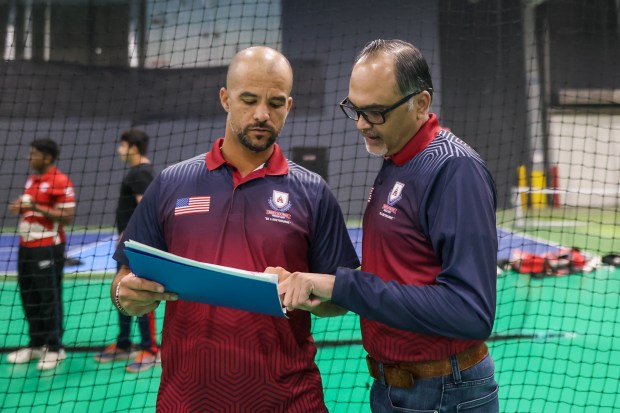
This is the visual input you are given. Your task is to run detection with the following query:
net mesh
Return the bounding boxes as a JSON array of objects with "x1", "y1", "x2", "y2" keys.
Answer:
[{"x1": 1, "y1": 0, "x2": 618, "y2": 412}]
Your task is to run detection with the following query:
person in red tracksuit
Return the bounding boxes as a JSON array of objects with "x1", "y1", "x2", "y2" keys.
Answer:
[{"x1": 7, "y1": 138, "x2": 76, "y2": 371}]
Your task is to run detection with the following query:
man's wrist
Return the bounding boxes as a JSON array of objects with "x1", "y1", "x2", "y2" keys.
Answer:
[
  {"x1": 114, "y1": 281, "x2": 130, "y2": 316},
  {"x1": 315, "y1": 274, "x2": 336, "y2": 300}
]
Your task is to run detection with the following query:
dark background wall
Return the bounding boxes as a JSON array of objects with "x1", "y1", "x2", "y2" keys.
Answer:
[
  {"x1": 1, "y1": 0, "x2": 532, "y2": 228},
  {"x1": 545, "y1": 0, "x2": 620, "y2": 103},
  {"x1": 439, "y1": 0, "x2": 528, "y2": 209}
]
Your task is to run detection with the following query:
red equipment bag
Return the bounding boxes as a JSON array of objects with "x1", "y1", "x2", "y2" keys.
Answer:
[{"x1": 510, "y1": 248, "x2": 587, "y2": 277}]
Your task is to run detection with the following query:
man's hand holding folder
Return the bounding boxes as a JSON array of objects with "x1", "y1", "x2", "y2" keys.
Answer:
[{"x1": 113, "y1": 266, "x2": 178, "y2": 317}]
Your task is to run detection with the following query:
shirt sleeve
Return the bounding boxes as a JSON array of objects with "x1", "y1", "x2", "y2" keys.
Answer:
[
  {"x1": 127, "y1": 167, "x2": 154, "y2": 196},
  {"x1": 113, "y1": 175, "x2": 167, "y2": 267},
  {"x1": 332, "y1": 157, "x2": 497, "y2": 340},
  {"x1": 51, "y1": 174, "x2": 76, "y2": 208},
  {"x1": 308, "y1": 183, "x2": 360, "y2": 274}
]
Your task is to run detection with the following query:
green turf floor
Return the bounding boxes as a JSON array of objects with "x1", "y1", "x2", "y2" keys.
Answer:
[
  {"x1": 1, "y1": 266, "x2": 618, "y2": 412},
  {"x1": 497, "y1": 206, "x2": 620, "y2": 255}
]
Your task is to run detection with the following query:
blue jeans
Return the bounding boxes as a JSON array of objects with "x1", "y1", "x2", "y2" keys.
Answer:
[{"x1": 370, "y1": 354, "x2": 499, "y2": 413}]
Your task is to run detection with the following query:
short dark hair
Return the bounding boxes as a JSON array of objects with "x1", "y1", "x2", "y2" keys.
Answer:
[
  {"x1": 120, "y1": 129, "x2": 150, "y2": 155},
  {"x1": 355, "y1": 39, "x2": 434, "y2": 98},
  {"x1": 30, "y1": 138, "x2": 60, "y2": 162}
]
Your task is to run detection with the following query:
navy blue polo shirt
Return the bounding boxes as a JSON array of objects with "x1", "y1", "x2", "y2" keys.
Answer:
[
  {"x1": 332, "y1": 114, "x2": 498, "y2": 363},
  {"x1": 114, "y1": 138, "x2": 359, "y2": 412}
]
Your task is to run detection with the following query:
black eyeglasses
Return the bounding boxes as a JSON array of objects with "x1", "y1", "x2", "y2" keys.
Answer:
[{"x1": 339, "y1": 89, "x2": 428, "y2": 125}]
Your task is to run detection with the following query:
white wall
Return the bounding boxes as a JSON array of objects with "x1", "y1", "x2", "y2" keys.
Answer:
[{"x1": 548, "y1": 109, "x2": 620, "y2": 207}]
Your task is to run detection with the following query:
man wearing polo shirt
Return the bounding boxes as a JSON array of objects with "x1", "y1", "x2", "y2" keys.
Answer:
[
  {"x1": 277, "y1": 39, "x2": 499, "y2": 412},
  {"x1": 110, "y1": 46, "x2": 359, "y2": 412},
  {"x1": 7, "y1": 138, "x2": 75, "y2": 370}
]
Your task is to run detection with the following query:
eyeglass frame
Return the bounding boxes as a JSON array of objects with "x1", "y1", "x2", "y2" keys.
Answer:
[{"x1": 339, "y1": 88, "x2": 430, "y2": 125}]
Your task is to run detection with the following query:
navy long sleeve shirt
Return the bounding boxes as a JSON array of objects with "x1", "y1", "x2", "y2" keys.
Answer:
[{"x1": 331, "y1": 115, "x2": 498, "y2": 363}]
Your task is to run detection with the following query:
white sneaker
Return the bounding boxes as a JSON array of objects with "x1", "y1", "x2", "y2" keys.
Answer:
[
  {"x1": 36, "y1": 348, "x2": 66, "y2": 370},
  {"x1": 6, "y1": 347, "x2": 44, "y2": 364}
]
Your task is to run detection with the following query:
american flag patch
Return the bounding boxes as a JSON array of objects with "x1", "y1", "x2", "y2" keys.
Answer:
[{"x1": 175, "y1": 196, "x2": 211, "y2": 216}]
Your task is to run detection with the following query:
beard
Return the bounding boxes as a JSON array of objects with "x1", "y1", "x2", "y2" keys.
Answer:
[
  {"x1": 363, "y1": 134, "x2": 388, "y2": 157},
  {"x1": 232, "y1": 121, "x2": 278, "y2": 153},
  {"x1": 365, "y1": 142, "x2": 388, "y2": 157}
]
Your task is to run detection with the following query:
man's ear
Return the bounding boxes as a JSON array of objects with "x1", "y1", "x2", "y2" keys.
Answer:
[
  {"x1": 416, "y1": 91, "x2": 432, "y2": 114},
  {"x1": 128, "y1": 144, "x2": 139, "y2": 155},
  {"x1": 220, "y1": 87, "x2": 230, "y2": 111},
  {"x1": 286, "y1": 96, "x2": 293, "y2": 113}
]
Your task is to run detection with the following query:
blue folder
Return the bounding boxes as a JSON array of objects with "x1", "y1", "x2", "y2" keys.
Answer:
[{"x1": 124, "y1": 242, "x2": 286, "y2": 318}]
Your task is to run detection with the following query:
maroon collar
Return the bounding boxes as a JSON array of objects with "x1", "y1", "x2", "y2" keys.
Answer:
[
  {"x1": 205, "y1": 137, "x2": 289, "y2": 178},
  {"x1": 390, "y1": 113, "x2": 442, "y2": 166}
]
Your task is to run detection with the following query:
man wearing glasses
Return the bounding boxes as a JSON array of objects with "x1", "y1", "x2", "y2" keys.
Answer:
[{"x1": 274, "y1": 39, "x2": 499, "y2": 412}]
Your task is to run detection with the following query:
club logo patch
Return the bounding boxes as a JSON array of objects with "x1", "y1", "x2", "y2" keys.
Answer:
[
  {"x1": 266, "y1": 190, "x2": 293, "y2": 224},
  {"x1": 268, "y1": 190, "x2": 292, "y2": 212},
  {"x1": 380, "y1": 181, "x2": 405, "y2": 221},
  {"x1": 387, "y1": 181, "x2": 404, "y2": 206}
]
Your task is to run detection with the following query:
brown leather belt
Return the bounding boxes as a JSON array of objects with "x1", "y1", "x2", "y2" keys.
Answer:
[{"x1": 366, "y1": 343, "x2": 488, "y2": 388}]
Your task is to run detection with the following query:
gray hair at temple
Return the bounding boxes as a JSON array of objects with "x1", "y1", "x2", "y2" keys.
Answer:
[{"x1": 355, "y1": 39, "x2": 434, "y2": 100}]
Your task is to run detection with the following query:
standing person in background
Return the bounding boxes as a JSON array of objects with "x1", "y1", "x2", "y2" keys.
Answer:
[
  {"x1": 109, "y1": 46, "x2": 359, "y2": 411},
  {"x1": 7, "y1": 138, "x2": 76, "y2": 370},
  {"x1": 94, "y1": 129, "x2": 159, "y2": 373},
  {"x1": 275, "y1": 39, "x2": 499, "y2": 412}
]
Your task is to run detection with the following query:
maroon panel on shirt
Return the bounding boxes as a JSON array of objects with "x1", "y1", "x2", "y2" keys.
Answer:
[
  {"x1": 127, "y1": 140, "x2": 357, "y2": 412},
  {"x1": 359, "y1": 118, "x2": 482, "y2": 363}
]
